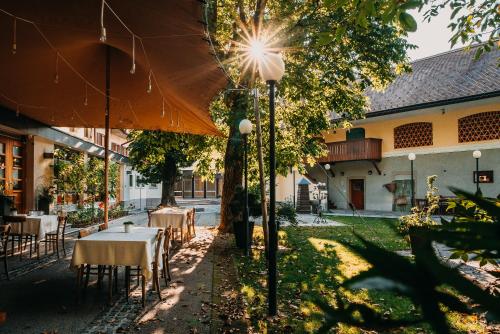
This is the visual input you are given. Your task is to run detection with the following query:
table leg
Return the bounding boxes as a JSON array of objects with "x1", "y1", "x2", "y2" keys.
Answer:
[
  {"x1": 141, "y1": 275, "x2": 146, "y2": 307},
  {"x1": 108, "y1": 266, "x2": 113, "y2": 305},
  {"x1": 125, "y1": 266, "x2": 130, "y2": 301}
]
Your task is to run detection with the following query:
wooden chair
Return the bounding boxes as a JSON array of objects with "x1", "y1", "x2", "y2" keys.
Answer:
[
  {"x1": 4, "y1": 215, "x2": 33, "y2": 260},
  {"x1": 135, "y1": 229, "x2": 164, "y2": 307},
  {"x1": 188, "y1": 208, "x2": 196, "y2": 239},
  {"x1": 161, "y1": 226, "x2": 173, "y2": 286},
  {"x1": 38, "y1": 215, "x2": 67, "y2": 258},
  {"x1": 76, "y1": 228, "x2": 116, "y2": 302},
  {"x1": 1, "y1": 224, "x2": 11, "y2": 280}
]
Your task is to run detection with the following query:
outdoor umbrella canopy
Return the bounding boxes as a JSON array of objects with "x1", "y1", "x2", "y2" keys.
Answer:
[{"x1": 0, "y1": 0, "x2": 226, "y2": 136}]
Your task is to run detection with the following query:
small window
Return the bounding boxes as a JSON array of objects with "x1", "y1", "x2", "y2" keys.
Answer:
[
  {"x1": 394, "y1": 122, "x2": 433, "y2": 149},
  {"x1": 346, "y1": 128, "x2": 365, "y2": 141},
  {"x1": 129, "y1": 174, "x2": 134, "y2": 187}
]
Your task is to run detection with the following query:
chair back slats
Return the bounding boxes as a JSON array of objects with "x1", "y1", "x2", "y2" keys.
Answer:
[
  {"x1": 154, "y1": 229, "x2": 164, "y2": 265},
  {"x1": 163, "y1": 226, "x2": 172, "y2": 255},
  {"x1": 3, "y1": 216, "x2": 25, "y2": 235},
  {"x1": 57, "y1": 215, "x2": 67, "y2": 236}
]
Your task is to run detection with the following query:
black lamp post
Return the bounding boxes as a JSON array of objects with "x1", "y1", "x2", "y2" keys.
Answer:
[
  {"x1": 260, "y1": 52, "x2": 285, "y2": 317},
  {"x1": 408, "y1": 153, "x2": 416, "y2": 207},
  {"x1": 239, "y1": 119, "x2": 253, "y2": 256},
  {"x1": 473, "y1": 150, "x2": 481, "y2": 194}
]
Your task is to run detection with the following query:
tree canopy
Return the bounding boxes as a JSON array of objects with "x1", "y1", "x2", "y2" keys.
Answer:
[
  {"x1": 202, "y1": 0, "x2": 416, "y2": 230},
  {"x1": 127, "y1": 131, "x2": 214, "y2": 205}
]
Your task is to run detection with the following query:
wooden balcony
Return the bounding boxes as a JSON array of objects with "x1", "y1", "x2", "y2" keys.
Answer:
[{"x1": 319, "y1": 138, "x2": 382, "y2": 163}]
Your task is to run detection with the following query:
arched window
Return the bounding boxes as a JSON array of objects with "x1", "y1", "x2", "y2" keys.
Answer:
[
  {"x1": 346, "y1": 128, "x2": 365, "y2": 141},
  {"x1": 394, "y1": 122, "x2": 433, "y2": 149},
  {"x1": 458, "y1": 111, "x2": 500, "y2": 143}
]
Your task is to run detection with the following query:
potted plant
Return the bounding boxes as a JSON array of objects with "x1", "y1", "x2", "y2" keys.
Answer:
[
  {"x1": 123, "y1": 221, "x2": 134, "y2": 233},
  {"x1": 398, "y1": 175, "x2": 440, "y2": 254},
  {"x1": 37, "y1": 184, "x2": 56, "y2": 214}
]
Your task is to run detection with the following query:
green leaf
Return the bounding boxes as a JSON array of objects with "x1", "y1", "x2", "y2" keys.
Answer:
[
  {"x1": 400, "y1": 0, "x2": 422, "y2": 11},
  {"x1": 399, "y1": 12, "x2": 418, "y2": 32},
  {"x1": 317, "y1": 32, "x2": 333, "y2": 46}
]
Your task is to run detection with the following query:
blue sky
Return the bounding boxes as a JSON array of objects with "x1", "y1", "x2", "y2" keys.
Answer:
[{"x1": 406, "y1": 6, "x2": 464, "y2": 60}]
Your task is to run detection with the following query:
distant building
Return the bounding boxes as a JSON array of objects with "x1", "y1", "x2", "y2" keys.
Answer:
[{"x1": 280, "y1": 46, "x2": 500, "y2": 212}]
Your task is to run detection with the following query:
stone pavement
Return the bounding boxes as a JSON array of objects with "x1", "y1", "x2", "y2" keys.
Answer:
[{"x1": 0, "y1": 206, "x2": 222, "y2": 334}]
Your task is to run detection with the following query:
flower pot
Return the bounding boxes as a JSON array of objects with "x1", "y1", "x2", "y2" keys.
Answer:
[{"x1": 409, "y1": 233, "x2": 425, "y2": 255}]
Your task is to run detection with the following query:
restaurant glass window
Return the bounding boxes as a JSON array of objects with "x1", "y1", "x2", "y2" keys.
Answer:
[
  {"x1": 174, "y1": 179, "x2": 183, "y2": 197},
  {"x1": 206, "y1": 179, "x2": 216, "y2": 198},
  {"x1": 194, "y1": 176, "x2": 204, "y2": 198},
  {"x1": 183, "y1": 175, "x2": 192, "y2": 198},
  {"x1": 0, "y1": 136, "x2": 25, "y2": 212}
]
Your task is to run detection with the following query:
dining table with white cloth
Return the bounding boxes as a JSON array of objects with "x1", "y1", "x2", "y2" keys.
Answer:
[
  {"x1": 70, "y1": 226, "x2": 161, "y2": 280},
  {"x1": 10, "y1": 214, "x2": 59, "y2": 241},
  {"x1": 149, "y1": 207, "x2": 190, "y2": 242}
]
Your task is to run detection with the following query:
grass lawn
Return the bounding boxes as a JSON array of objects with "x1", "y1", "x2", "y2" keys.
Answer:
[{"x1": 234, "y1": 216, "x2": 487, "y2": 333}]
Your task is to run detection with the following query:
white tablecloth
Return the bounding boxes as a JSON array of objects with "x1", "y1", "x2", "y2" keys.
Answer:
[
  {"x1": 10, "y1": 215, "x2": 59, "y2": 241},
  {"x1": 149, "y1": 207, "x2": 189, "y2": 229},
  {"x1": 70, "y1": 226, "x2": 161, "y2": 280}
]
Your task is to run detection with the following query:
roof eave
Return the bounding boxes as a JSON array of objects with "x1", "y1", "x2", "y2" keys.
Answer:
[{"x1": 366, "y1": 90, "x2": 500, "y2": 119}]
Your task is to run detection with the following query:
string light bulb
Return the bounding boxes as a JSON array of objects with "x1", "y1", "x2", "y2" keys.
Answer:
[
  {"x1": 54, "y1": 53, "x2": 59, "y2": 84},
  {"x1": 161, "y1": 99, "x2": 165, "y2": 118},
  {"x1": 130, "y1": 36, "x2": 136, "y2": 74},
  {"x1": 83, "y1": 84, "x2": 88, "y2": 106},
  {"x1": 147, "y1": 71, "x2": 152, "y2": 93},
  {"x1": 12, "y1": 18, "x2": 17, "y2": 54},
  {"x1": 99, "y1": 0, "x2": 107, "y2": 42}
]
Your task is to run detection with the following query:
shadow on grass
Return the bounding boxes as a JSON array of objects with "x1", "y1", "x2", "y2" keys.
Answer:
[{"x1": 235, "y1": 221, "x2": 484, "y2": 334}]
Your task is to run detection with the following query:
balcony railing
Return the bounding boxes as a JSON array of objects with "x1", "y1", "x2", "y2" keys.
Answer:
[{"x1": 319, "y1": 138, "x2": 382, "y2": 163}]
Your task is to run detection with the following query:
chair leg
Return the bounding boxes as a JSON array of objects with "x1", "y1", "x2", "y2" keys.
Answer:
[
  {"x1": 165, "y1": 256, "x2": 172, "y2": 281},
  {"x1": 114, "y1": 267, "x2": 118, "y2": 293},
  {"x1": 84, "y1": 264, "x2": 91, "y2": 294},
  {"x1": 155, "y1": 268, "x2": 162, "y2": 301},
  {"x1": 108, "y1": 266, "x2": 113, "y2": 305},
  {"x1": 108, "y1": 266, "x2": 113, "y2": 304},
  {"x1": 56, "y1": 236, "x2": 60, "y2": 259},
  {"x1": 3, "y1": 255, "x2": 9, "y2": 280},
  {"x1": 62, "y1": 235, "x2": 66, "y2": 257},
  {"x1": 18, "y1": 236, "x2": 22, "y2": 260},
  {"x1": 125, "y1": 266, "x2": 130, "y2": 301},
  {"x1": 76, "y1": 264, "x2": 84, "y2": 304},
  {"x1": 162, "y1": 257, "x2": 169, "y2": 287},
  {"x1": 141, "y1": 275, "x2": 146, "y2": 307}
]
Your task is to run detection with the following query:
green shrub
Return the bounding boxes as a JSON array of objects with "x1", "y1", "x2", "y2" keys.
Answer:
[{"x1": 277, "y1": 201, "x2": 298, "y2": 227}]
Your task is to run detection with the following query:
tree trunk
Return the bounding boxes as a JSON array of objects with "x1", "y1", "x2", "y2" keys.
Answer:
[
  {"x1": 161, "y1": 155, "x2": 177, "y2": 206},
  {"x1": 253, "y1": 88, "x2": 269, "y2": 255},
  {"x1": 219, "y1": 89, "x2": 249, "y2": 232}
]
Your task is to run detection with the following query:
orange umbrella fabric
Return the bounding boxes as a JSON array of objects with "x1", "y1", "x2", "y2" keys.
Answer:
[{"x1": 0, "y1": 0, "x2": 226, "y2": 136}]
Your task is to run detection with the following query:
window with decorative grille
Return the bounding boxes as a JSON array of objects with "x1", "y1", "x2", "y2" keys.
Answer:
[
  {"x1": 458, "y1": 111, "x2": 500, "y2": 143},
  {"x1": 394, "y1": 122, "x2": 433, "y2": 149}
]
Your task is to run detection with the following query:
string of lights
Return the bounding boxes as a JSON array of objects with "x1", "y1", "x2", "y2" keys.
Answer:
[{"x1": 0, "y1": 1, "x2": 193, "y2": 129}]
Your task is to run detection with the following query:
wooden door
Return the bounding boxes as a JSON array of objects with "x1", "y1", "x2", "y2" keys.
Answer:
[
  {"x1": 350, "y1": 179, "x2": 364, "y2": 210},
  {"x1": 0, "y1": 136, "x2": 25, "y2": 213}
]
